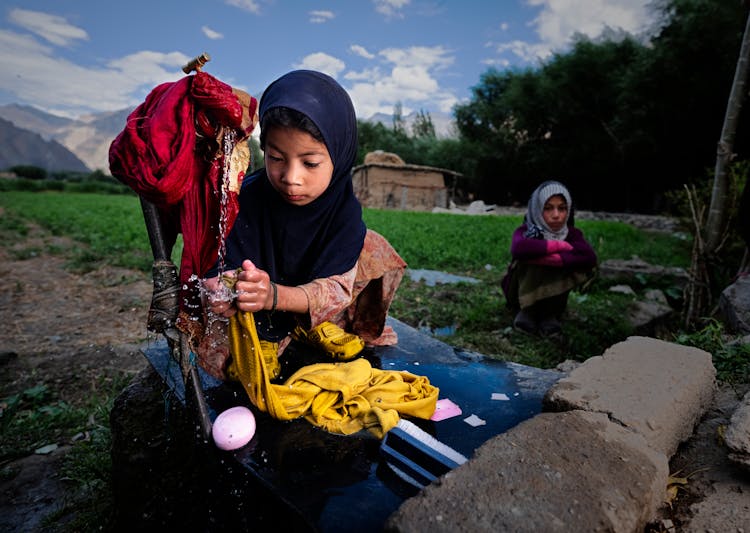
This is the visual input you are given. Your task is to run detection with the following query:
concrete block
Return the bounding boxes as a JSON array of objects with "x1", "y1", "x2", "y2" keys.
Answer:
[
  {"x1": 543, "y1": 336, "x2": 716, "y2": 456},
  {"x1": 385, "y1": 410, "x2": 668, "y2": 533}
]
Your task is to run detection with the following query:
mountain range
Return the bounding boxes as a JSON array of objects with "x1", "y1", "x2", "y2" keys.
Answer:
[{"x1": 0, "y1": 103, "x2": 457, "y2": 174}]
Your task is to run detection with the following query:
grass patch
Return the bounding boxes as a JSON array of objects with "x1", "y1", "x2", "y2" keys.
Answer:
[
  {"x1": 2, "y1": 190, "x2": 739, "y2": 376},
  {"x1": 0, "y1": 191, "x2": 179, "y2": 272},
  {"x1": 673, "y1": 319, "x2": 750, "y2": 384},
  {"x1": 0, "y1": 374, "x2": 131, "y2": 531},
  {"x1": 364, "y1": 210, "x2": 691, "y2": 271}
]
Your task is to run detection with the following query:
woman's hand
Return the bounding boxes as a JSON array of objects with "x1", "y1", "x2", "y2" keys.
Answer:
[{"x1": 234, "y1": 259, "x2": 274, "y2": 313}]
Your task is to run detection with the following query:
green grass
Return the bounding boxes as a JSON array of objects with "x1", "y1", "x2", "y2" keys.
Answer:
[
  {"x1": 363, "y1": 210, "x2": 690, "y2": 272},
  {"x1": 673, "y1": 319, "x2": 750, "y2": 385},
  {"x1": 364, "y1": 208, "x2": 693, "y2": 367},
  {"x1": 0, "y1": 191, "x2": 179, "y2": 272}
]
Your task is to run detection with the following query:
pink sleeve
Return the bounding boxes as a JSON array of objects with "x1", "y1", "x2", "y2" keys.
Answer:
[
  {"x1": 546, "y1": 240, "x2": 574, "y2": 253},
  {"x1": 298, "y1": 265, "x2": 358, "y2": 327}
]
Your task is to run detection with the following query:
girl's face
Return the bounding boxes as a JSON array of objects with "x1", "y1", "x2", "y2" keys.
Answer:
[
  {"x1": 264, "y1": 125, "x2": 334, "y2": 206},
  {"x1": 542, "y1": 194, "x2": 568, "y2": 232}
]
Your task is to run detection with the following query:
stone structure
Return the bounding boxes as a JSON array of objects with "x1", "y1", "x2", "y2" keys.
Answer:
[
  {"x1": 725, "y1": 390, "x2": 750, "y2": 472},
  {"x1": 352, "y1": 151, "x2": 462, "y2": 211},
  {"x1": 387, "y1": 336, "x2": 718, "y2": 532},
  {"x1": 719, "y1": 274, "x2": 750, "y2": 334}
]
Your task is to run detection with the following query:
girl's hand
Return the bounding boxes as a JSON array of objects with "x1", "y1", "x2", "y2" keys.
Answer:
[
  {"x1": 203, "y1": 270, "x2": 239, "y2": 317},
  {"x1": 545, "y1": 240, "x2": 574, "y2": 253},
  {"x1": 235, "y1": 259, "x2": 274, "y2": 313}
]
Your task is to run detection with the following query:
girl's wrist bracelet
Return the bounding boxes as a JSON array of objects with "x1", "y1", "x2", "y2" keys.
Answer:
[{"x1": 270, "y1": 281, "x2": 278, "y2": 312}]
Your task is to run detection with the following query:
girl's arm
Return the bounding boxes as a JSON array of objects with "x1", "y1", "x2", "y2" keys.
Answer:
[
  {"x1": 510, "y1": 225, "x2": 573, "y2": 261},
  {"x1": 510, "y1": 225, "x2": 552, "y2": 260},
  {"x1": 557, "y1": 228, "x2": 598, "y2": 269},
  {"x1": 205, "y1": 260, "x2": 355, "y2": 321},
  {"x1": 297, "y1": 266, "x2": 357, "y2": 327}
]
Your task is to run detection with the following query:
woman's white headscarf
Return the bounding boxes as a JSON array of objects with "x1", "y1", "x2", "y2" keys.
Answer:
[{"x1": 524, "y1": 180, "x2": 572, "y2": 241}]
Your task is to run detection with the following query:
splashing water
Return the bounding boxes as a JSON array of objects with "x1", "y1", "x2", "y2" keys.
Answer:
[
  {"x1": 217, "y1": 128, "x2": 237, "y2": 277},
  {"x1": 197, "y1": 129, "x2": 240, "y2": 315}
]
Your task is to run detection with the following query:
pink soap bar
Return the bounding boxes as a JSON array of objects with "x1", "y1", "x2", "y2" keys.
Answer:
[
  {"x1": 430, "y1": 398, "x2": 462, "y2": 421},
  {"x1": 212, "y1": 406, "x2": 256, "y2": 451}
]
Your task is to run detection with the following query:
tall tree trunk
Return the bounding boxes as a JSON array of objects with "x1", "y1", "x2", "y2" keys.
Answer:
[
  {"x1": 684, "y1": 11, "x2": 750, "y2": 327},
  {"x1": 704, "y1": 12, "x2": 750, "y2": 252}
]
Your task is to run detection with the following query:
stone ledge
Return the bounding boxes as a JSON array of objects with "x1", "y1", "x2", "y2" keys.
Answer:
[
  {"x1": 543, "y1": 336, "x2": 716, "y2": 456},
  {"x1": 385, "y1": 410, "x2": 668, "y2": 532}
]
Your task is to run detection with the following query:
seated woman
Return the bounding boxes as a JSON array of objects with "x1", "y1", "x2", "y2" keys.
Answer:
[
  {"x1": 501, "y1": 180, "x2": 597, "y2": 336},
  {"x1": 199, "y1": 70, "x2": 406, "y2": 381}
]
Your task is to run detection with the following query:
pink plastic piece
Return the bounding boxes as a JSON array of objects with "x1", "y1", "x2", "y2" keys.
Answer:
[
  {"x1": 430, "y1": 398, "x2": 463, "y2": 421},
  {"x1": 212, "y1": 406, "x2": 256, "y2": 451}
]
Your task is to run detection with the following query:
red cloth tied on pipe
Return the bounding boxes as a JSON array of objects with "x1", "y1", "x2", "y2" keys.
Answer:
[{"x1": 109, "y1": 70, "x2": 258, "y2": 336}]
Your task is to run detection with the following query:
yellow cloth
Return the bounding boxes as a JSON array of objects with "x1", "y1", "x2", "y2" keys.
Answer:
[{"x1": 228, "y1": 311, "x2": 438, "y2": 438}]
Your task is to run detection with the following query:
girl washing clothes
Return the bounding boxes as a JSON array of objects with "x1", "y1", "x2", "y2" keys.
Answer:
[
  {"x1": 200, "y1": 70, "x2": 406, "y2": 380},
  {"x1": 501, "y1": 180, "x2": 598, "y2": 336}
]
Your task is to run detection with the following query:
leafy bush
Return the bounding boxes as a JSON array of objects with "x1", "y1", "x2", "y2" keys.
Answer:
[
  {"x1": 673, "y1": 319, "x2": 750, "y2": 384},
  {"x1": 0, "y1": 175, "x2": 133, "y2": 195},
  {"x1": 8, "y1": 165, "x2": 47, "y2": 180}
]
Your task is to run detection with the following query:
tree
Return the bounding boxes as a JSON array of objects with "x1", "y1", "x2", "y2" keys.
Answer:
[
  {"x1": 392, "y1": 102, "x2": 407, "y2": 136},
  {"x1": 9, "y1": 165, "x2": 47, "y2": 180},
  {"x1": 705, "y1": 12, "x2": 750, "y2": 252},
  {"x1": 453, "y1": 0, "x2": 748, "y2": 211},
  {"x1": 248, "y1": 137, "x2": 263, "y2": 172},
  {"x1": 683, "y1": 10, "x2": 750, "y2": 327},
  {"x1": 412, "y1": 109, "x2": 436, "y2": 138}
]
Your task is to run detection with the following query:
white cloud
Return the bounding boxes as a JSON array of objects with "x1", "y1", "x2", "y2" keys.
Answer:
[
  {"x1": 344, "y1": 67, "x2": 382, "y2": 81},
  {"x1": 485, "y1": 0, "x2": 653, "y2": 68},
  {"x1": 309, "y1": 10, "x2": 334, "y2": 24},
  {"x1": 528, "y1": 0, "x2": 652, "y2": 49},
  {"x1": 482, "y1": 57, "x2": 512, "y2": 68},
  {"x1": 225, "y1": 0, "x2": 261, "y2": 14},
  {"x1": 9, "y1": 8, "x2": 88, "y2": 47},
  {"x1": 379, "y1": 46, "x2": 454, "y2": 70},
  {"x1": 490, "y1": 39, "x2": 552, "y2": 64},
  {"x1": 344, "y1": 45, "x2": 457, "y2": 118},
  {"x1": 350, "y1": 44, "x2": 375, "y2": 59},
  {"x1": 201, "y1": 26, "x2": 224, "y2": 40},
  {"x1": 373, "y1": 0, "x2": 410, "y2": 18},
  {"x1": 0, "y1": 27, "x2": 188, "y2": 117},
  {"x1": 295, "y1": 52, "x2": 345, "y2": 78}
]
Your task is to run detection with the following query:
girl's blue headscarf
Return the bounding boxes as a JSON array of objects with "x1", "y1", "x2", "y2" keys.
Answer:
[{"x1": 222, "y1": 69, "x2": 366, "y2": 287}]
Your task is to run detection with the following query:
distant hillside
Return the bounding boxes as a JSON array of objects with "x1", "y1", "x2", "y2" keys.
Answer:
[
  {"x1": 0, "y1": 117, "x2": 89, "y2": 173},
  {"x1": 0, "y1": 104, "x2": 131, "y2": 172},
  {"x1": 365, "y1": 110, "x2": 457, "y2": 138},
  {"x1": 0, "y1": 103, "x2": 458, "y2": 175}
]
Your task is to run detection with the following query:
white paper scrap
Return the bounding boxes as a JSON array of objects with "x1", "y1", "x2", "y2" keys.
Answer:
[
  {"x1": 491, "y1": 393, "x2": 510, "y2": 401},
  {"x1": 463, "y1": 414, "x2": 486, "y2": 427}
]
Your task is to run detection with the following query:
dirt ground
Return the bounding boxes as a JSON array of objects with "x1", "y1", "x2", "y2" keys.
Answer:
[{"x1": 0, "y1": 230, "x2": 748, "y2": 532}]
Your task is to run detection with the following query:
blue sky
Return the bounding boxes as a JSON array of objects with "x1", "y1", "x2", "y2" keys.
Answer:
[{"x1": 0, "y1": 0, "x2": 658, "y2": 120}]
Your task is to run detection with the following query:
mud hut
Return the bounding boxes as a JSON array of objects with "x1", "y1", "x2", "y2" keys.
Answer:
[{"x1": 352, "y1": 151, "x2": 462, "y2": 211}]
